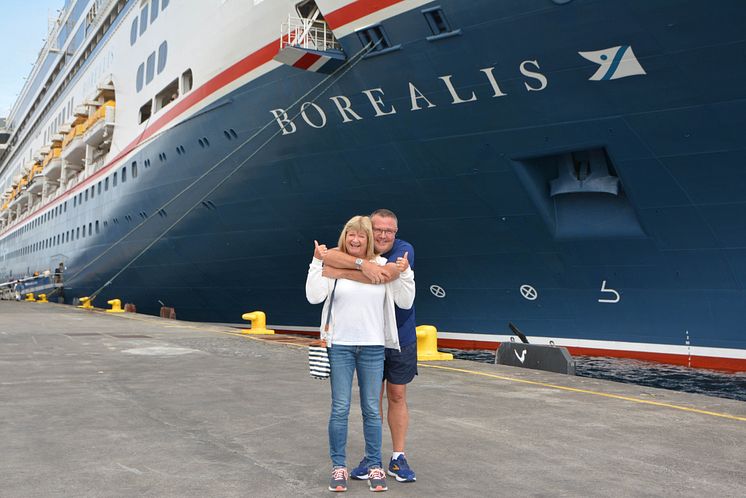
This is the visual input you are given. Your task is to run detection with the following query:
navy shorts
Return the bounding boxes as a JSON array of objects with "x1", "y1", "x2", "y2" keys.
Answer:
[{"x1": 384, "y1": 341, "x2": 418, "y2": 384}]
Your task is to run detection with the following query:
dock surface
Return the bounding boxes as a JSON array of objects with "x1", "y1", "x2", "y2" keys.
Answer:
[{"x1": 1, "y1": 301, "x2": 745, "y2": 497}]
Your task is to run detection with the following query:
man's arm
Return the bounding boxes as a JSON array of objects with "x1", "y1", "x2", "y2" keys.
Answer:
[
  {"x1": 322, "y1": 266, "x2": 371, "y2": 284},
  {"x1": 324, "y1": 248, "x2": 391, "y2": 284}
]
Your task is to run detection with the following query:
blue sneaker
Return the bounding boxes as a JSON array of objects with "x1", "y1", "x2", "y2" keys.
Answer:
[
  {"x1": 350, "y1": 459, "x2": 369, "y2": 480},
  {"x1": 387, "y1": 455, "x2": 416, "y2": 482}
]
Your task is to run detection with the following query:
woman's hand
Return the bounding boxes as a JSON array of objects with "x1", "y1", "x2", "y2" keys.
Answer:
[
  {"x1": 395, "y1": 251, "x2": 410, "y2": 272},
  {"x1": 322, "y1": 266, "x2": 344, "y2": 279},
  {"x1": 314, "y1": 240, "x2": 328, "y2": 260}
]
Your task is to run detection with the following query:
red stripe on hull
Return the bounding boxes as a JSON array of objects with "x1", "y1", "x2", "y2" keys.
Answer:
[
  {"x1": 437, "y1": 338, "x2": 746, "y2": 372},
  {"x1": 325, "y1": 0, "x2": 406, "y2": 30},
  {"x1": 294, "y1": 52, "x2": 322, "y2": 70}
]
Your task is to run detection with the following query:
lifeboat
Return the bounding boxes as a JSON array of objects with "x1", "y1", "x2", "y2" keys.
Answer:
[
  {"x1": 61, "y1": 123, "x2": 87, "y2": 165},
  {"x1": 83, "y1": 100, "x2": 115, "y2": 147}
]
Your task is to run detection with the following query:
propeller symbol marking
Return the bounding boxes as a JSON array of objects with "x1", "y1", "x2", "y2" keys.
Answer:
[
  {"x1": 520, "y1": 285, "x2": 538, "y2": 301},
  {"x1": 429, "y1": 285, "x2": 446, "y2": 298}
]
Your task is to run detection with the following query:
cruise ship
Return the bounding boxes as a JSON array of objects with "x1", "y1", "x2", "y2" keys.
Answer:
[{"x1": 2, "y1": 0, "x2": 745, "y2": 370}]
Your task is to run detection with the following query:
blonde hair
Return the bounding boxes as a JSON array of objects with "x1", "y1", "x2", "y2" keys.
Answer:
[{"x1": 337, "y1": 215, "x2": 375, "y2": 260}]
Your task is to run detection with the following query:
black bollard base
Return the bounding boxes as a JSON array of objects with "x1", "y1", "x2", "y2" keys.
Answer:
[{"x1": 496, "y1": 342, "x2": 575, "y2": 375}]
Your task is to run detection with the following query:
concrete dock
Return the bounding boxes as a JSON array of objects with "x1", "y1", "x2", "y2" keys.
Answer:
[{"x1": 1, "y1": 301, "x2": 745, "y2": 497}]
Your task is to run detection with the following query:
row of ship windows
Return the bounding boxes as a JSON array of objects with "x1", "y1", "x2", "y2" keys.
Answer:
[
  {"x1": 6, "y1": 220, "x2": 104, "y2": 260},
  {"x1": 136, "y1": 41, "x2": 168, "y2": 92},
  {"x1": 360, "y1": 7, "x2": 458, "y2": 54},
  {"x1": 4, "y1": 159, "x2": 145, "y2": 243},
  {"x1": 130, "y1": 0, "x2": 170, "y2": 45},
  {"x1": 4, "y1": 205, "x2": 171, "y2": 261},
  {"x1": 139, "y1": 69, "x2": 193, "y2": 123},
  {"x1": 3, "y1": 127, "x2": 238, "y2": 246}
]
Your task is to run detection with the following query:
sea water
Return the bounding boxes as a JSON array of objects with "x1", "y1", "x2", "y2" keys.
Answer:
[{"x1": 443, "y1": 349, "x2": 746, "y2": 402}]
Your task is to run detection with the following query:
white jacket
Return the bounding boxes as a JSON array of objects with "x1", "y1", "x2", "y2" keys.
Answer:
[{"x1": 305, "y1": 256, "x2": 415, "y2": 350}]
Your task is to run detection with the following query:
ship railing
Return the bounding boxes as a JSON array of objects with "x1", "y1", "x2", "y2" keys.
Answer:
[
  {"x1": 280, "y1": 15, "x2": 341, "y2": 52},
  {"x1": 0, "y1": 272, "x2": 59, "y2": 300}
]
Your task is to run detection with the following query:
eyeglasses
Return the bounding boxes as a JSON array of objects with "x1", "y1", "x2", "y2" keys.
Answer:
[{"x1": 373, "y1": 228, "x2": 397, "y2": 236}]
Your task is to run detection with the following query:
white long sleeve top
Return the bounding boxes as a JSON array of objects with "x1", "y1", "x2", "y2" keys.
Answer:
[{"x1": 305, "y1": 256, "x2": 416, "y2": 350}]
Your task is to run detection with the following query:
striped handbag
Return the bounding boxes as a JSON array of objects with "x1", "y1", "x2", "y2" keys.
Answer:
[
  {"x1": 308, "y1": 340, "x2": 330, "y2": 380},
  {"x1": 309, "y1": 280, "x2": 336, "y2": 380}
]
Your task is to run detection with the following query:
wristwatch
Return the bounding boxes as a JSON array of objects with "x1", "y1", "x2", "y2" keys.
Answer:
[{"x1": 354, "y1": 258, "x2": 364, "y2": 270}]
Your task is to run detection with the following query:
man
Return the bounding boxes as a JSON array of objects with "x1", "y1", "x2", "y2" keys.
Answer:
[
  {"x1": 322, "y1": 209, "x2": 418, "y2": 483},
  {"x1": 54, "y1": 262, "x2": 64, "y2": 284}
]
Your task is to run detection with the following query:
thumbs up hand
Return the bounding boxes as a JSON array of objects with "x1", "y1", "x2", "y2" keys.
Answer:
[
  {"x1": 395, "y1": 251, "x2": 409, "y2": 272},
  {"x1": 314, "y1": 240, "x2": 328, "y2": 260}
]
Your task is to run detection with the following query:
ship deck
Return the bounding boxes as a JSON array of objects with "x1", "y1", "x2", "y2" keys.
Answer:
[{"x1": 1, "y1": 301, "x2": 744, "y2": 497}]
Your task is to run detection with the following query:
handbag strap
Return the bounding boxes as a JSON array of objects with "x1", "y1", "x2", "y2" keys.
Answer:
[{"x1": 323, "y1": 280, "x2": 338, "y2": 333}]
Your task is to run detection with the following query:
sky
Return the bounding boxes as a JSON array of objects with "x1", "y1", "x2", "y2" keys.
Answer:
[{"x1": 0, "y1": 0, "x2": 65, "y2": 118}]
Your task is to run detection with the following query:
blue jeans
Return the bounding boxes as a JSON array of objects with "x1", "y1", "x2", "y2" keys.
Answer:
[{"x1": 328, "y1": 345, "x2": 385, "y2": 469}]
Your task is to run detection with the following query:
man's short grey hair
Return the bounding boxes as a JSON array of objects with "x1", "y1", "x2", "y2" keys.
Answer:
[{"x1": 370, "y1": 208, "x2": 397, "y2": 221}]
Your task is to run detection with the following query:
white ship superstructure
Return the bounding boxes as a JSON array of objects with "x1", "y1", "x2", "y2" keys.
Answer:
[{"x1": 1, "y1": 0, "x2": 289, "y2": 232}]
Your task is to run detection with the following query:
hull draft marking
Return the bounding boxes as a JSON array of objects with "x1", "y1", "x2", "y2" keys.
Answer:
[{"x1": 598, "y1": 281, "x2": 621, "y2": 304}]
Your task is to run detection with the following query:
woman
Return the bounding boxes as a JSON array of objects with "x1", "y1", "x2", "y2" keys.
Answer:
[{"x1": 306, "y1": 215, "x2": 415, "y2": 493}]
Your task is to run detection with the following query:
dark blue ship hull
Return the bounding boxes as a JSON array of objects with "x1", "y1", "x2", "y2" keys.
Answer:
[{"x1": 4, "y1": 0, "x2": 746, "y2": 369}]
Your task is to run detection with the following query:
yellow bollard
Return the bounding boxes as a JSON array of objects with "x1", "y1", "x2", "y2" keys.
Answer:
[
  {"x1": 416, "y1": 325, "x2": 453, "y2": 361},
  {"x1": 25, "y1": 293, "x2": 36, "y2": 302},
  {"x1": 106, "y1": 298, "x2": 125, "y2": 313},
  {"x1": 241, "y1": 311, "x2": 275, "y2": 335},
  {"x1": 78, "y1": 296, "x2": 94, "y2": 309},
  {"x1": 37, "y1": 294, "x2": 48, "y2": 303}
]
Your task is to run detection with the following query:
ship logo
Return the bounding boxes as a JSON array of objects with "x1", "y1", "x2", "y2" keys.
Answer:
[{"x1": 579, "y1": 45, "x2": 646, "y2": 81}]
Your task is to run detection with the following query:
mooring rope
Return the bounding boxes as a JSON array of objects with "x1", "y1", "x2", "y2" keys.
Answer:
[{"x1": 58, "y1": 39, "x2": 380, "y2": 303}]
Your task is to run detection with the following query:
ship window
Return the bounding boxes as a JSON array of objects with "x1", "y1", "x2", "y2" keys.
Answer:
[
  {"x1": 154, "y1": 79, "x2": 179, "y2": 112},
  {"x1": 74, "y1": 197, "x2": 77, "y2": 207},
  {"x1": 97, "y1": 182, "x2": 102, "y2": 195},
  {"x1": 121, "y1": 166, "x2": 127, "y2": 183},
  {"x1": 146, "y1": 52, "x2": 155, "y2": 84},
  {"x1": 82, "y1": 225, "x2": 86, "y2": 237},
  {"x1": 136, "y1": 64, "x2": 145, "y2": 92},
  {"x1": 139, "y1": 5, "x2": 149, "y2": 35},
  {"x1": 422, "y1": 7, "x2": 460, "y2": 41},
  {"x1": 424, "y1": 7, "x2": 449, "y2": 34},
  {"x1": 113, "y1": 172, "x2": 118, "y2": 187},
  {"x1": 89, "y1": 222, "x2": 92, "y2": 235},
  {"x1": 76, "y1": 227, "x2": 80, "y2": 239},
  {"x1": 181, "y1": 69, "x2": 193, "y2": 94},
  {"x1": 132, "y1": 162, "x2": 138, "y2": 178},
  {"x1": 78, "y1": 193, "x2": 82, "y2": 204},
  {"x1": 95, "y1": 220, "x2": 99, "y2": 233},
  {"x1": 151, "y1": 0, "x2": 160, "y2": 22},
  {"x1": 105, "y1": 177, "x2": 109, "y2": 191},
  {"x1": 357, "y1": 25, "x2": 393, "y2": 53},
  {"x1": 130, "y1": 18, "x2": 138, "y2": 45},
  {"x1": 64, "y1": 201, "x2": 67, "y2": 212},
  {"x1": 139, "y1": 100, "x2": 152, "y2": 124},
  {"x1": 91, "y1": 185, "x2": 95, "y2": 199},
  {"x1": 85, "y1": 190, "x2": 88, "y2": 201},
  {"x1": 157, "y1": 41, "x2": 167, "y2": 74}
]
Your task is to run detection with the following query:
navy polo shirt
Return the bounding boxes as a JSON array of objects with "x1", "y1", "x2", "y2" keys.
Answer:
[{"x1": 382, "y1": 239, "x2": 417, "y2": 347}]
